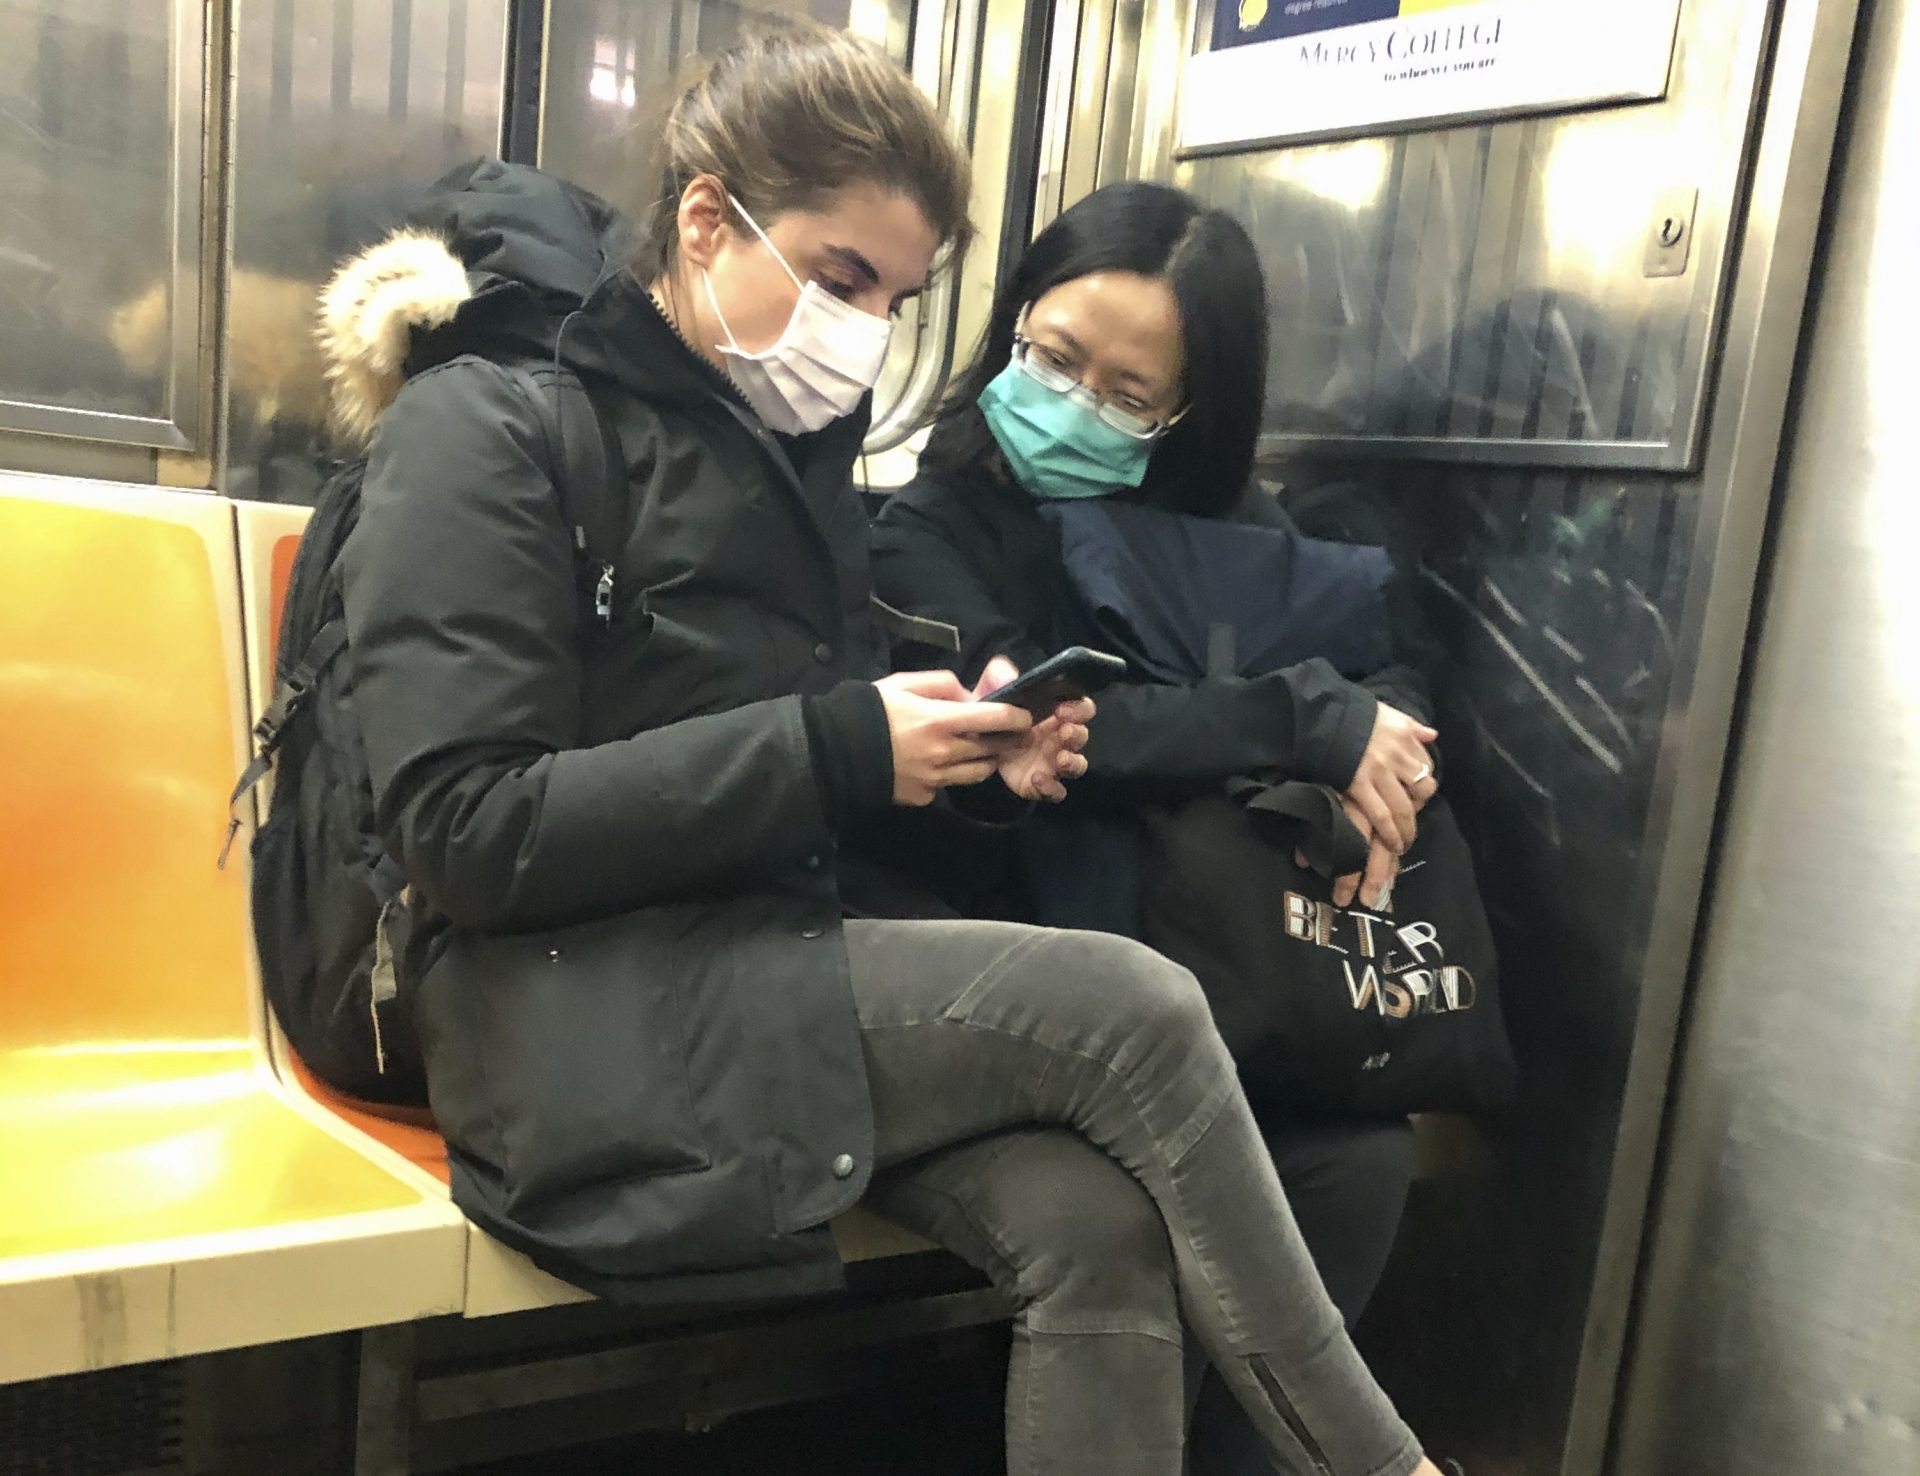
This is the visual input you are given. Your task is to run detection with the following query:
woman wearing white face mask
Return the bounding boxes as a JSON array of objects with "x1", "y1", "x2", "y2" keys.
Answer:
[
  {"x1": 692, "y1": 189, "x2": 894, "y2": 433},
  {"x1": 335, "y1": 23, "x2": 1444, "y2": 1476}
]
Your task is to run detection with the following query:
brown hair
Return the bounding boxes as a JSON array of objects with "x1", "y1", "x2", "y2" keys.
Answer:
[{"x1": 640, "y1": 23, "x2": 973, "y2": 278}]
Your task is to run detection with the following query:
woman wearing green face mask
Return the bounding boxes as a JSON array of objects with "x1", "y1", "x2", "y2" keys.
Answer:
[
  {"x1": 969, "y1": 299, "x2": 1189, "y2": 498},
  {"x1": 870, "y1": 181, "x2": 1450, "y2": 1476}
]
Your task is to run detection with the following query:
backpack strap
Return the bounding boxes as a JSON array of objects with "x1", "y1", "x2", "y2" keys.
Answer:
[
  {"x1": 220, "y1": 364, "x2": 627, "y2": 867},
  {"x1": 511, "y1": 364, "x2": 628, "y2": 632},
  {"x1": 1206, "y1": 623, "x2": 1238, "y2": 680},
  {"x1": 219, "y1": 615, "x2": 350, "y2": 866}
]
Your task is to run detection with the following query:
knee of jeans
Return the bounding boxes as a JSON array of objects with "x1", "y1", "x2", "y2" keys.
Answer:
[
  {"x1": 1010, "y1": 1151, "x2": 1179, "y2": 1333},
  {"x1": 1085, "y1": 933, "x2": 1219, "y2": 1050}
]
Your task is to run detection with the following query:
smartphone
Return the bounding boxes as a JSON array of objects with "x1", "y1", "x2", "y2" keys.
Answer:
[{"x1": 982, "y1": 647, "x2": 1128, "y2": 715}]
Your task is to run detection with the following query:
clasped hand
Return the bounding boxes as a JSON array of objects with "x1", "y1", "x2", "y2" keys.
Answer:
[{"x1": 1308, "y1": 702, "x2": 1440, "y2": 911}]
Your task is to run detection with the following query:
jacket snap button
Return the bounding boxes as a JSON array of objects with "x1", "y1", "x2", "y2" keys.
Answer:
[
  {"x1": 803, "y1": 853, "x2": 823, "y2": 871},
  {"x1": 832, "y1": 1154, "x2": 855, "y2": 1179},
  {"x1": 546, "y1": 948, "x2": 562, "y2": 962},
  {"x1": 800, "y1": 924, "x2": 825, "y2": 940},
  {"x1": 813, "y1": 642, "x2": 834, "y2": 664}
]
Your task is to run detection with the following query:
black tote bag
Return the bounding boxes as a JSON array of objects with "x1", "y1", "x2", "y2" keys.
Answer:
[
  {"x1": 1047, "y1": 498, "x2": 1516, "y2": 1115},
  {"x1": 1142, "y1": 783, "x2": 1515, "y2": 1117}
]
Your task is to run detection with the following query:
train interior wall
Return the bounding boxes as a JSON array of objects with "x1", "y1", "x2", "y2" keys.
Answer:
[{"x1": 1, "y1": 1, "x2": 1912, "y2": 1473}]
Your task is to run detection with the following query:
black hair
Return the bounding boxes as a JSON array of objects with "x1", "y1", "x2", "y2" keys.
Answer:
[{"x1": 920, "y1": 181, "x2": 1268, "y2": 517}]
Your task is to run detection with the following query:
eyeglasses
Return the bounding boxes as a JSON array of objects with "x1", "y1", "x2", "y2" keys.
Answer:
[{"x1": 1010, "y1": 333, "x2": 1189, "y2": 441}]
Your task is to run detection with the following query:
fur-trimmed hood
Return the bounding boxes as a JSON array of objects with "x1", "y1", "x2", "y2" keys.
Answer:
[{"x1": 316, "y1": 159, "x2": 632, "y2": 445}]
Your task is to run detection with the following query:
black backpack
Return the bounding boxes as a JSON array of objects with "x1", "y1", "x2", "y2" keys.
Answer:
[{"x1": 227, "y1": 364, "x2": 624, "y2": 1104}]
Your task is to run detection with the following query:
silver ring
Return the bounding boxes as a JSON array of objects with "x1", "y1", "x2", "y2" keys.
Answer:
[{"x1": 1411, "y1": 764, "x2": 1432, "y2": 784}]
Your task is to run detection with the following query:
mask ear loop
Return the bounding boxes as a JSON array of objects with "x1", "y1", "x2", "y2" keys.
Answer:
[
  {"x1": 724, "y1": 191, "x2": 805, "y2": 292},
  {"x1": 704, "y1": 190, "x2": 808, "y2": 359}
]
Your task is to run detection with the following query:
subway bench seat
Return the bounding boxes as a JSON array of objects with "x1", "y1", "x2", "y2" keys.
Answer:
[{"x1": 0, "y1": 478, "x2": 465, "y2": 1385}]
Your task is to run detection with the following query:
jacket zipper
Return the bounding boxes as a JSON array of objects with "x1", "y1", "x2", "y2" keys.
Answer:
[
  {"x1": 640, "y1": 283, "x2": 756, "y2": 414},
  {"x1": 627, "y1": 282, "x2": 850, "y2": 643}
]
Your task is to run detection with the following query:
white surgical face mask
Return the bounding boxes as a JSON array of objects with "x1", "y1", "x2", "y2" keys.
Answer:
[{"x1": 701, "y1": 193, "x2": 894, "y2": 434}]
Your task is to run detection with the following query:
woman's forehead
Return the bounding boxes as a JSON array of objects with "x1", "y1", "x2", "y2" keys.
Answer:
[
  {"x1": 767, "y1": 183, "x2": 941, "y2": 293},
  {"x1": 1029, "y1": 273, "x2": 1183, "y2": 383}
]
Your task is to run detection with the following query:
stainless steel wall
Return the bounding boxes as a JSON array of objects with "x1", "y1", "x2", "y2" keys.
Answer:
[
  {"x1": 1037, "y1": 0, "x2": 1768, "y2": 470},
  {"x1": 1040, "y1": 0, "x2": 1868, "y2": 1470},
  {"x1": 537, "y1": 0, "x2": 908, "y2": 225},
  {"x1": 1261, "y1": 3, "x2": 1863, "y2": 1466},
  {"x1": 1610, "y1": 0, "x2": 1920, "y2": 1470},
  {"x1": 1179, "y1": 0, "x2": 1765, "y2": 472}
]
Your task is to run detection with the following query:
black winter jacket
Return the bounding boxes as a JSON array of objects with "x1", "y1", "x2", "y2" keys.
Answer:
[
  {"x1": 340, "y1": 161, "x2": 904, "y2": 1303},
  {"x1": 870, "y1": 466, "x2": 1432, "y2": 929}
]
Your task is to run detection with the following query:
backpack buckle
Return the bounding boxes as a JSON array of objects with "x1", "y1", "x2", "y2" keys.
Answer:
[
  {"x1": 252, "y1": 696, "x2": 292, "y2": 747},
  {"x1": 252, "y1": 668, "x2": 314, "y2": 749}
]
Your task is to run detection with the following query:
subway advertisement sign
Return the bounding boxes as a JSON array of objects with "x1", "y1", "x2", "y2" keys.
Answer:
[{"x1": 1181, "y1": 0, "x2": 1682, "y2": 154}]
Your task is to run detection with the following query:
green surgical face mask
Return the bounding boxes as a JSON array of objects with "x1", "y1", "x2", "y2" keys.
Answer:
[{"x1": 978, "y1": 357, "x2": 1152, "y2": 500}]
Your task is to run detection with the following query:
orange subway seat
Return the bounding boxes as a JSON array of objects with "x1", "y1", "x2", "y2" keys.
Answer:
[
  {"x1": 284, "y1": 1052, "x2": 449, "y2": 1186},
  {"x1": 0, "y1": 483, "x2": 462, "y2": 1381}
]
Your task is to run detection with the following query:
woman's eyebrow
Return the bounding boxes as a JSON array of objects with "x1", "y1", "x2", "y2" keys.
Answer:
[
  {"x1": 1040, "y1": 326, "x2": 1088, "y2": 357},
  {"x1": 1036, "y1": 326, "x2": 1165, "y2": 394},
  {"x1": 821, "y1": 244, "x2": 880, "y2": 285}
]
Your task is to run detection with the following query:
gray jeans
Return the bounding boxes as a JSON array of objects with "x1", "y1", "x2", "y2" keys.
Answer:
[
  {"x1": 845, "y1": 918, "x2": 1422, "y2": 1476},
  {"x1": 1185, "y1": 1116, "x2": 1415, "y2": 1476}
]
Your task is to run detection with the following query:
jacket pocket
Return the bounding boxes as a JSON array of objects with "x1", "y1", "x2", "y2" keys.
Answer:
[{"x1": 440, "y1": 912, "x2": 712, "y2": 1213}]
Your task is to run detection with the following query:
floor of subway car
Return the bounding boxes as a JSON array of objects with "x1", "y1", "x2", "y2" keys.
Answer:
[{"x1": 448, "y1": 1353, "x2": 1009, "y2": 1475}]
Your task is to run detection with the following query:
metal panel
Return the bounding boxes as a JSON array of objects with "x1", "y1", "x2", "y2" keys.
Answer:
[
  {"x1": 223, "y1": 0, "x2": 511, "y2": 504},
  {"x1": 1012, "y1": 0, "x2": 1864, "y2": 1466},
  {"x1": 0, "y1": 1, "x2": 210, "y2": 452},
  {"x1": 1229, "y1": 2, "x2": 1861, "y2": 1472},
  {"x1": 1023, "y1": 9, "x2": 1835, "y2": 1453},
  {"x1": 1030, "y1": 0, "x2": 1150, "y2": 233},
  {"x1": 1193, "y1": 0, "x2": 1765, "y2": 469},
  {"x1": 960, "y1": 0, "x2": 1047, "y2": 352},
  {"x1": 1611, "y1": 0, "x2": 1920, "y2": 1470},
  {"x1": 1054, "y1": 0, "x2": 1772, "y2": 470},
  {"x1": 867, "y1": 0, "x2": 983, "y2": 454},
  {"x1": 536, "y1": 1, "x2": 916, "y2": 224},
  {"x1": 1060, "y1": 0, "x2": 1116, "y2": 205},
  {"x1": 1030, "y1": 0, "x2": 1079, "y2": 234}
]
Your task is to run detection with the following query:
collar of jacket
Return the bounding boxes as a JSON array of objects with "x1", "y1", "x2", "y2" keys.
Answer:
[
  {"x1": 320, "y1": 159, "x2": 871, "y2": 596},
  {"x1": 573, "y1": 274, "x2": 873, "y2": 569}
]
